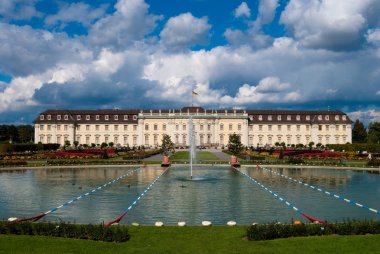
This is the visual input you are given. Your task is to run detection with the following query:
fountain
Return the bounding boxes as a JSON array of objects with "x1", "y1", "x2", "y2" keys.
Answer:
[{"x1": 189, "y1": 116, "x2": 195, "y2": 179}]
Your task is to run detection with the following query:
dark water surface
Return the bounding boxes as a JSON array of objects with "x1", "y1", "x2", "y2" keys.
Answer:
[{"x1": 0, "y1": 166, "x2": 379, "y2": 225}]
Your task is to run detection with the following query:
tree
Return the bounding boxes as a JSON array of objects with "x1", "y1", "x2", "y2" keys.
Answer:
[
  {"x1": 161, "y1": 134, "x2": 175, "y2": 156},
  {"x1": 352, "y1": 119, "x2": 367, "y2": 143},
  {"x1": 368, "y1": 122, "x2": 380, "y2": 144},
  {"x1": 64, "y1": 140, "x2": 70, "y2": 149},
  {"x1": 73, "y1": 141, "x2": 79, "y2": 148},
  {"x1": 274, "y1": 142, "x2": 280, "y2": 147},
  {"x1": 101, "y1": 142, "x2": 108, "y2": 149},
  {"x1": 308, "y1": 141, "x2": 315, "y2": 149},
  {"x1": 109, "y1": 142, "x2": 114, "y2": 148},
  {"x1": 227, "y1": 134, "x2": 244, "y2": 156}
]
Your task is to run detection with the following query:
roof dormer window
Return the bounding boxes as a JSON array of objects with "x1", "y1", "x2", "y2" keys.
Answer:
[
  {"x1": 47, "y1": 115, "x2": 51, "y2": 120},
  {"x1": 114, "y1": 115, "x2": 118, "y2": 120},
  {"x1": 268, "y1": 115, "x2": 272, "y2": 121},
  {"x1": 40, "y1": 115, "x2": 44, "y2": 120},
  {"x1": 335, "y1": 115, "x2": 339, "y2": 121},
  {"x1": 318, "y1": 115, "x2": 322, "y2": 121},
  {"x1": 86, "y1": 115, "x2": 90, "y2": 120},
  {"x1": 96, "y1": 115, "x2": 99, "y2": 120},
  {"x1": 296, "y1": 115, "x2": 300, "y2": 121},
  {"x1": 57, "y1": 115, "x2": 61, "y2": 120},
  {"x1": 287, "y1": 115, "x2": 291, "y2": 121},
  {"x1": 64, "y1": 115, "x2": 68, "y2": 120},
  {"x1": 133, "y1": 115, "x2": 137, "y2": 120},
  {"x1": 77, "y1": 115, "x2": 81, "y2": 120},
  {"x1": 306, "y1": 115, "x2": 310, "y2": 121},
  {"x1": 342, "y1": 115, "x2": 347, "y2": 121},
  {"x1": 124, "y1": 115, "x2": 128, "y2": 120},
  {"x1": 105, "y1": 115, "x2": 109, "y2": 120},
  {"x1": 277, "y1": 115, "x2": 281, "y2": 121},
  {"x1": 325, "y1": 115, "x2": 329, "y2": 121},
  {"x1": 259, "y1": 115, "x2": 263, "y2": 121}
]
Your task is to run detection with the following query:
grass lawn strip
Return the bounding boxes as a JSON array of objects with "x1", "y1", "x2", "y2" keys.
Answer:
[
  {"x1": 1, "y1": 226, "x2": 380, "y2": 254},
  {"x1": 171, "y1": 151, "x2": 219, "y2": 160}
]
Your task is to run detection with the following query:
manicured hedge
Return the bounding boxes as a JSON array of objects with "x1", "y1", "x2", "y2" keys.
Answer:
[
  {"x1": 0, "y1": 221, "x2": 129, "y2": 242},
  {"x1": 327, "y1": 144, "x2": 380, "y2": 153},
  {"x1": 0, "y1": 160, "x2": 27, "y2": 167},
  {"x1": 247, "y1": 221, "x2": 380, "y2": 241}
]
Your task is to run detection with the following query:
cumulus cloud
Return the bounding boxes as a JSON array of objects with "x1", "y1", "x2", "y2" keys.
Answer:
[
  {"x1": 280, "y1": 0, "x2": 380, "y2": 50},
  {"x1": 160, "y1": 13, "x2": 211, "y2": 51},
  {"x1": 348, "y1": 110, "x2": 380, "y2": 125},
  {"x1": 88, "y1": 0, "x2": 161, "y2": 49},
  {"x1": 45, "y1": 2, "x2": 107, "y2": 28},
  {"x1": 257, "y1": 0, "x2": 278, "y2": 25},
  {"x1": 366, "y1": 29, "x2": 380, "y2": 46},
  {"x1": 0, "y1": 0, "x2": 41, "y2": 20},
  {"x1": 376, "y1": 91, "x2": 380, "y2": 96},
  {"x1": 234, "y1": 2, "x2": 251, "y2": 18}
]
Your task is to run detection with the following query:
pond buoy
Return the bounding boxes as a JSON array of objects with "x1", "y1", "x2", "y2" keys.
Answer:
[
  {"x1": 178, "y1": 221, "x2": 186, "y2": 227},
  {"x1": 8, "y1": 217, "x2": 17, "y2": 222},
  {"x1": 202, "y1": 221, "x2": 212, "y2": 226},
  {"x1": 131, "y1": 222, "x2": 139, "y2": 226},
  {"x1": 155, "y1": 221, "x2": 164, "y2": 227},
  {"x1": 227, "y1": 221, "x2": 236, "y2": 226}
]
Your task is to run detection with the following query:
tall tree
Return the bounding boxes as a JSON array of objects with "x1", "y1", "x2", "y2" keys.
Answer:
[
  {"x1": 352, "y1": 119, "x2": 367, "y2": 143},
  {"x1": 227, "y1": 134, "x2": 244, "y2": 156},
  {"x1": 17, "y1": 125, "x2": 34, "y2": 143},
  {"x1": 161, "y1": 134, "x2": 175, "y2": 156},
  {"x1": 368, "y1": 122, "x2": 380, "y2": 144}
]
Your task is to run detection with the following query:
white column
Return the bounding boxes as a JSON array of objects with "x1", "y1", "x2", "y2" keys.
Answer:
[
  {"x1": 34, "y1": 125, "x2": 39, "y2": 144},
  {"x1": 347, "y1": 124, "x2": 352, "y2": 144},
  {"x1": 242, "y1": 119, "x2": 248, "y2": 146},
  {"x1": 138, "y1": 119, "x2": 143, "y2": 145}
]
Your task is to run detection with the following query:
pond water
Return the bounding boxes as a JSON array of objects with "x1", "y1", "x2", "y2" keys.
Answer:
[{"x1": 0, "y1": 166, "x2": 379, "y2": 225}]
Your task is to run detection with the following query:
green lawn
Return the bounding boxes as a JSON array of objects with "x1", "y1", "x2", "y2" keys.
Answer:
[
  {"x1": 171, "y1": 151, "x2": 219, "y2": 160},
  {"x1": 1, "y1": 226, "x2": 380, "y2": 254}
]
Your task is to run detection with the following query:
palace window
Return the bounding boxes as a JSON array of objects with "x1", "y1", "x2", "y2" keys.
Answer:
[
  {"x1": 319, "y1": 125, "x2": 322, "y2": 131},
  {"x1": 124, "y1": 115, "x2": 128, "y2": 120},
  {"x1": 306, "y1": 115, "x2": 310, "y2": 121},
  {"x1": 268, "y1": 115, "x2": 272, "y2": 121},
  {"x1": 57, "y1": 125, "x2": 61, "y2": 131},
  {"x1": 183, "y1": 124, "x2": 187, "y2": 131},
  {"x1": 114, "y1": 136, "x2": 118, "y2": 144},
  {"x1": 47, "y1": 115, "x2": 51, "y2": 120},
  {"x1": 306, "y1": 125, "x2": 310, "y2": 131},
  {"x1": 86, "y1": 115, "x2": 90, "y2": 120},
  {"x1": 220, "y1": 124, "x2": 224, "y2": 131},
  {"x1": 57, "y1": 115, "x2": 61, "y2": 120},
  {"x1": 105, "y1": 125, "x2": 109, "y2": 131},
  {"x1": 47, "y1": 125, "x2": 51, "y2": 131},
  {"x1": 77, "y1": 115, "x2": 81, "y2": 120},
  {"x1": 229, "y1": 124, "x2": 232, "y2": 131},
  {"x1": 145, "y1": 124, "x2": 149, "y2": 131},
  {"x1": 95, "y1": 125, "x2": 99, "y2": 131},
  {"x1": 40, "y1": 125, "x2": 44, "y2": 130},
  {"x1": 163, "y1": 124, "x2": 166, "y2": 131},
  {"x1": 114, "y1": 125, "x2": 118, "y2": 131},
  {"x1": 208, "y1": 124, "x2": 211, "y2": 131},
  {"x1": 325, "y1": 115, "x2": 329, "y2": 121},
  {"x1": 277, "y1": 115, "x2": 282, "y2": 121},
  {"x1": 296, "y1": 125, "x2": 300, "y2": 131},
  {"x1": 342, "y1": 116, "x2": 347, "y2": 121},
  {"x1": 133, "y1": 115, "x2": 137, "y2": 120},
  {"x1": 76, "y1": 125, "x2": 80, "y2": 131},
  {"x1": 105, "y1": 136, "x2": 109, "y2": 143},
  {"x1": 287, "y1": 115, "x2": 291, "y2": 121},
  {"x1": 249, "y1": 125, "x2": 253, "y2": 131},
  {"x1": 259, "y1": 125, "x2": 262, "y2": 131},
  {"x1": 278, "y1": 125, "x2": 282, "y2": 131},
  {"x1": 64, "y1": 115, "x2": 68, "y2": 120},
  {"x1": 318, "y1": 115, "x2": 322, "y2": 120},
  {"x1": 124, "y1": 136, "x2": 128, "y2": 145},
  {"x1": 64, "y1": 125, "x2": 68, "y2": 131},
  {"x1": 124, "y1": 125, "x2": 128, "y2": 131},
  {"x1": 335, "y1": 115, "x2": 339, "y2": 121},
  {"x1": 326, "y1": 125, "x2": 329, "y2": 131},
  {"x1": 268, "y1": 125, "x2": 272, "y2": 131},
  {"x1": 336, "y1": 125, "x2": 339, "y2": 131},
  {"x1": 86, "y1": 136, "x2": 90, "y2": 145},
  {"x1": 114, "y1": 115, "x2": 118, "y2": 120},
  {"x1": 259, "y1": 115, "x2": 263, "y2": 121},
  {"x1": 105, "y1": 115, "x2": 109, "y2": 120},
  {"x1": 343, "y1": 125, "x2": 346, "y2": 131},
  {"x1": 96, "y1": 115, "x2": 99, "y2": 120},
  {"x1": 133, "y1": 125, "x2": 137, "y2": 131},
  {"x1": 296, "y1": 115, "x2": 300, "y2": 121},
  {"x1": 287, "y1": 125, "x2": 291, "y2": 131},
  {"x1": 86, "y1": 125, "x2": 90, "y2": 131},
  {"x1": 238, "y1": 124, "x2": 241, "y2": 131},
  {"x1": 40, "y1": 115, "x2": 44, "y2": 120},
  {"x1": 154, "y1": 124, "x2": 158, "y2": 131}
]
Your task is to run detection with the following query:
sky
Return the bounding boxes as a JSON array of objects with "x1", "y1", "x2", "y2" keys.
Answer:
[{"x1": 0, "y1": 0, "x2": 380, "y2": 125}]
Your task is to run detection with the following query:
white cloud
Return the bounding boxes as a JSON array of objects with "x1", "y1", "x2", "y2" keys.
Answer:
[
  {"x1": 234, "y1": 2, "x2": 251, "y2": 18},
  {"x1": 257, "y1": 0, "x2": 278, "y2": 24},
  {"x1": 348, "y1": 110, "x2": 380, "y2": 125},
  {"x1": 366, "y1": 29, "x2": 380, "y2": 46},
  {"x1": 0, "y1": 0, "x2": 41, "y2": 20},
  {"x1": 45, "y1": 2, "x2": 107, "y2": 28},
  {"x1": 280, "y1": 0, "x2": 380, "y2": 50},
  {"x1": 160, "y1": 13, "x2": 211, "y2": 51},
  {"x1": 376, "y1": 91, "x2": 380, "y2": 96},
  {"x1": 88, "y1": 0, "x2": 161, "y2": 49}
]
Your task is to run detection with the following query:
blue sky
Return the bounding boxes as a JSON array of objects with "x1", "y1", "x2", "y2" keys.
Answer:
[{"x1": 0, "y1": 0, "x2": 380, "y2": 124}]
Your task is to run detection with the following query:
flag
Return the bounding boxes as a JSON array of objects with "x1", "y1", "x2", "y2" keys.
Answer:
[{"x1": 192, "y1": 90, "x2": 198, "y2": 95}]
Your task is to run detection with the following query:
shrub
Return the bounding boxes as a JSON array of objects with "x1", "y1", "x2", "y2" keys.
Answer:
[
  {"x1": 286, "y1": 157, "x2": 304, "y2": 164},
  {"x1": 0, "y1": 221, "x2": 130, "y2": 242},
  {"x1": 247, "y1": 220, "x2": 380, "y2": 241},
  {"x1": 367, "y1": 159, "x2": 380, "y2": 167}
]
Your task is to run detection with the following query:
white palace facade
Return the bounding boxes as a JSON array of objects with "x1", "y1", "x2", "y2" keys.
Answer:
[{"x1": 34, "y1": 107, "x2": 352, "y2": 147}]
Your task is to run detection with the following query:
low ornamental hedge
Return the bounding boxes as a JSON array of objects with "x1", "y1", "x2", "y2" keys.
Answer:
[
  {"x1": 0, "y1": 160, "x2": 27, "y2": 167},
  {"x1": 367, "y1": 159, "x2": 380, "y2": 167},
  {"x1": 0, "y1": 221, "x2": 130, "y2": 242},
  {"x1": 247, "y1": 221, "x2": 380, "y2": 241}
]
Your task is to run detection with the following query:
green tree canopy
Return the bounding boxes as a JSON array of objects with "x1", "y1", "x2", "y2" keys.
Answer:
[
  {"x1": 368, "y1": 122, "x2": 380, "y2": 144},
  {"x1": 161, "y1": 134, "x2": 175, "y2": 156},
  {"x1": 227, "y1": 134, "x2": 244, "y2": 156},
  {"x1": 352, "y1": 119, "x2": 367, "y2": 143}
]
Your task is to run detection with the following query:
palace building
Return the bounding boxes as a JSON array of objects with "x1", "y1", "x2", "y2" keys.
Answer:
[{"x1": 34, "y1": 107, "x2": 352, "y2": 147}]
